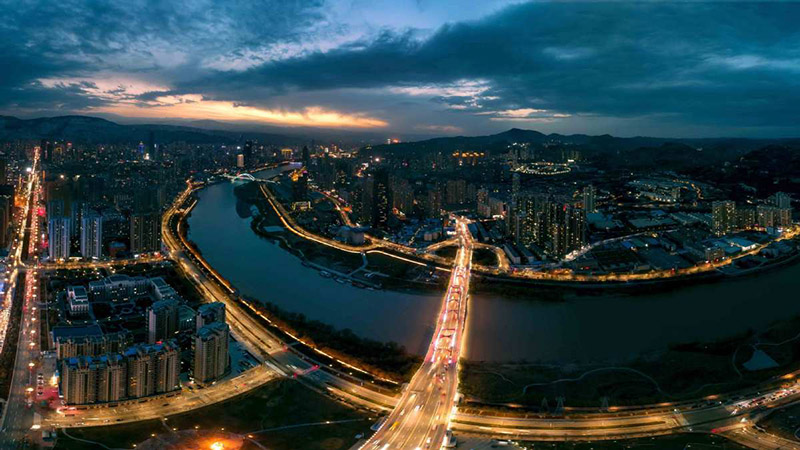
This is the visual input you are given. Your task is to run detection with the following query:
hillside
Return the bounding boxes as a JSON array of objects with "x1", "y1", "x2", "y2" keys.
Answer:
[
  {"x1": 0, "y1": 115, "x2": 302, "y2": 146},
  {"x1": 366, "y1": 128, "x2": 800, "y2": 170}
]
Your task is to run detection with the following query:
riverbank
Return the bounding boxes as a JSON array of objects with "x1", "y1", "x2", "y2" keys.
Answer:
[
  {"x1": 460, "y1": 314, "x2": 800, "y2": 408},
  {"x1": 191, "y1": 173, "x2": 800, "y2": 371},
  {"x1": 237, "y1": 180, "x2": 447, "y2": 295},
  {"x1": 183, "y1": 178, "x2": 430, "y2": 381}
]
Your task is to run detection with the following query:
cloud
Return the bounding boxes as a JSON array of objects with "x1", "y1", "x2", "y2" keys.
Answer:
[
  {"x1": 96, "y1": 101, "x2": 388, "y2": 128},
  {"x1": 2, "y1": 1, "x2": 800, "y2": 136},
  {"x1": 415, "y1": 124, "x2": 463, "y2": 134}
]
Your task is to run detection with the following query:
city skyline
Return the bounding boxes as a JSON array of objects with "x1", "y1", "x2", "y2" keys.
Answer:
[
  {"x1": 2, "y1": 2, "x2": 800, "y2": 138},
  {"x1": 3, "y1": 3, "x2": 800, "y2": 450}
]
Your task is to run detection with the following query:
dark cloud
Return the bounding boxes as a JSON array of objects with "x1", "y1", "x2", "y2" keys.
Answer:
[
  {"x1": 0, "y1": 0, "x2": 325, "y2": 112},
  {"x1": 1, "y1": 1, "x2": 800, "y2": 136},
  {"x1": 179, "y1": 2, "x2": 800, "y2": 135}
]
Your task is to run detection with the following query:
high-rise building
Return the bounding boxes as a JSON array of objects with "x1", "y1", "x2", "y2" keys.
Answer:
[
  {"x1": 53, "y1": 328, "x2": 132, "y2": 360},
  {"x1": 757, "y1": 205, "x2": 792, "y2": 229},
  {"x1": 290, "y1": 168, "x2": 309, "y2": 202},
  {"x1": 48, "y1": 216, "x2": 71, "y2": 260},
  {"x1": 301, "y1": 145, "x2": 311, "y2": 168},
  {"x1": 359, "y1": 177, "x2": 374, "y2": 225},
  {"x1": 582, "y1": 185, "x2": 597, "y2": 213},
  {"x1": 236, "y1": 154, "x2": 245, "y2": 168},
  {"x1": 446, "y1": 179, "x2": 467, "y2": 205},
  {"x1": 0, "y1": 184, "x2": 13, "y2": 248},
  {"x1": 130, "y1": 212, "x2": 161, "y2": 254},
  {"x1": 61, "y1": 356, "x2": 98, "y2": 405},
  {"x1": 147, "y1": 298, "x2": 179, "y2": 344},
  {"x1": 80, "y1": 212, "x2": 103, "y2": 259},
  {"x1": 372, "y1": 169, "x2": 391, "y2": 228},
  {"x1": 147, "y1": 131, "x2": 156, "y2": 160},
  {"x1": 512, "y1": 172, "x2": 521, "y2": 205},
  {"x1": 193, "y1": 322, "x2": 230, "y2": 384},
  {"x1": 40, "y1": 139, "x2": 53, "y2": 164},
  {"x1": 774, "y1": 192, "x2": 792, "y2": 209},
  {"x1": 125, "y1": 346, "x2": 155, "y2": 399},
  {"x1": 736, "y1": 206, "x2": 757, "y2": 230},
  {"x1": 425, "y1": 186, "x2": 443, "y2": 218},
  {"x1": 153, "y1": 341, "x2": 181, "y2": 394},
  {"x1": 712, "y1": 200, "x2": 736, "y2": 236},
  {"x1": 196, "y1": 302, "x2": 226, "y2": 331},
  {"x1": 513, "y1": 193, "x2": 586, "y2": 258},
  {"x1": 243, "y1": 140, "x2": 254, "y2": 167},
  {"x1": 96, "y1": 354, "x2": 127, "y2": 403},
  {"x1": 391, "y1": 179, "x2": 415, "y2": 215},
  {"x1": 0, "y1": 158, "x2": 6, "y2": 185},
  {"x1": 476, "y1": 188, "x2": 491, "y2": 218},
  {"x1": 125, "y1": 340, "x2": 180, "y2": 398}
]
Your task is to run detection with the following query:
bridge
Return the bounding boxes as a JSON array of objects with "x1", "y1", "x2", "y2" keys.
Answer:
[
  {"x1": 223, "y1": 172, "x2": 259, "y2": 182},
  {"x1": 222, "y1": 172, "x2": 280, "y2": 183},
  {"x1": 362, "y1": 217, "x2": 473, "y2": 449}
]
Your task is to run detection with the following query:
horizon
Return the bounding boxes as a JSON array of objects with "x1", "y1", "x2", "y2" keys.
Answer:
[
  {"x1": 3, "y1": 2, "x2": 800, "y2": 138},
  {"x1": 6, "y1": 113, "x2": 800, "y2": 143}
]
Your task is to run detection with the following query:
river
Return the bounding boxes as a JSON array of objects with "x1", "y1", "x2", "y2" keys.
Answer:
[{"x1": 188, "y1": 168, "x2": 800, "y2": 364}]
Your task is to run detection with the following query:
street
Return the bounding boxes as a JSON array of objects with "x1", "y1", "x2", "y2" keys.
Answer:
[{"x1": 362, "y1": 218, "x2": 473, "y2": 449}]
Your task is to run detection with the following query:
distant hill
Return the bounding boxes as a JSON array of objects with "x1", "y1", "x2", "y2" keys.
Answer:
[
  {"x1": 366, "y1": 128, "x2": 800, "y2": 170},
  {"x1": 0, "y1": 115, "x2": 303, "y2": 146}
]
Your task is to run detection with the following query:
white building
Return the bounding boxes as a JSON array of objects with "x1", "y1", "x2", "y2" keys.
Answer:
[{"x1": 67, "y1": 285, "x2": 90, "y2": 316}]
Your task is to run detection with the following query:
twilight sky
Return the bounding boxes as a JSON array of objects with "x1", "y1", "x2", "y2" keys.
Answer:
[{"x1": 2, "y1": 1, "x2": 800, "y2": 137}]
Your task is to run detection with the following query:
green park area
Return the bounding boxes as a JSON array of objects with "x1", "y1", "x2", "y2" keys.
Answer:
[{"x1": 55, "y1": 379, "x2": 373, "y2": 450}]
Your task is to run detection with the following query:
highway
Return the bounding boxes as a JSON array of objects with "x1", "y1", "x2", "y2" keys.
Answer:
[
  {"x1": 1, "y1": 146, "x2": 42, "y2": 449},
  {"x1": 160, "y1": 184, "x2": 401, "y2": 408},
  {"x1": 172, "y1": 180, "x2": 800, "y2": 449},
  {"x1": 33, "y1": 181, "x2": 394, "y2": 432},
  {"x1": 26, "y1": 175, "x2": 800, "y2": 449},
  {"x1": 362, "y1": 218, "x2": 473, "y2": 449},
  {"x1": 44, "y1": 364, "x2": 279, "y2": 428}
]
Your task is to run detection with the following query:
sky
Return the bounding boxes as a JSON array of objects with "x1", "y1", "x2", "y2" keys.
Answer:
[{"x1": 2, "y1": 1, "x2": 800, "y2": 138}]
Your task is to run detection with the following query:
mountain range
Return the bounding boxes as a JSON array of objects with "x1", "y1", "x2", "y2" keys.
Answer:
[
  {"x1": 2, "y1": 116, "x2": 799, "y2": 172},
  {"x1": 366, "y1": 128, "x2": 800, "y2": 170},
  {"x1": 0, "y1": 115, "x2": 304, "y2": 146}
]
